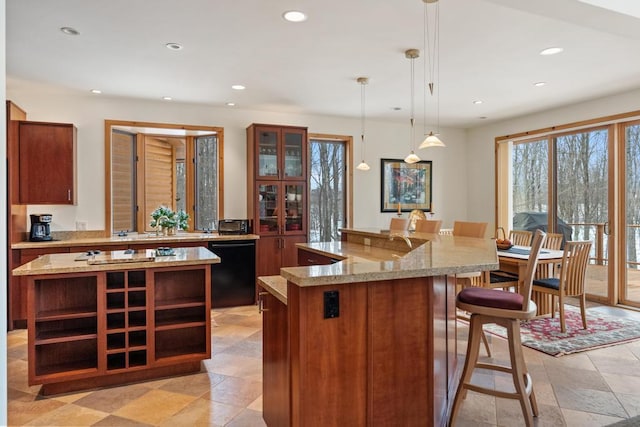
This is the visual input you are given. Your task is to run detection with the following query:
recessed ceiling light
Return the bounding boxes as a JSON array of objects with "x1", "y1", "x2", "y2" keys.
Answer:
[
  {"x1": 391, "y1": 107, "x2": 402, "y2": 111},
  {"x1": 472, "y1": 100, "x2": 483, "y2": 105},
  {"x1": 60, "y1": 27, "x2": 80, "y2": 36},
  {"x1": 162, "y1": 96, "x2": 172, "y2": 101},
  {"x1": 478, "y1": 116, "x2": 488, "y2": 120},
  {"x1": 165, "y1": 42, "x2": 183, "y2": 51},
  {"x1": 231, "y1": 84, "x2": 246, "y2": 90},
  {"x1": 90, "y1": 89, "x2": 102, "y2": 94},
  {"x1": 282, "y1": 10, "x2": 307, "y2": 22},
  {"x1": 540, "y1": 47, "x2": 564, "y2": 56},
  {"x1": 533, "y1": 81, "x2": 547, "y2": 87},
  {"x1": 226, "y1": 102, "x2": 236, "y2": 107}
]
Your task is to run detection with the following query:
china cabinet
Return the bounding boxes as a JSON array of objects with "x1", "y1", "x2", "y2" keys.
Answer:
[{"x1": 247, "y1": 124, "x2": 308, "y2": 276}]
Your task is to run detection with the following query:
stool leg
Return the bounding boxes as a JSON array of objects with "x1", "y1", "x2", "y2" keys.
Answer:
[
  {"x1": 481, "y1": 329, "x2": 492, "y2": 358},
  {"x1": 449, "y1": 314, "x2": 483, "y2": 426},
  {"x1": 507, "y1": 319, "x2": 535, "y2": 426}
]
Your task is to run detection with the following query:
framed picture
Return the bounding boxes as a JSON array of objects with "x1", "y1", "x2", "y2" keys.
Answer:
[{"x1": 380, "y1": 158, "x2": 432, "y2": 213}]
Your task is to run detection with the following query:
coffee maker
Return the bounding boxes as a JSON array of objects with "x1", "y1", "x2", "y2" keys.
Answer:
[{"x1": 30, "y1": 214, "x2": 53, "y2": 241}]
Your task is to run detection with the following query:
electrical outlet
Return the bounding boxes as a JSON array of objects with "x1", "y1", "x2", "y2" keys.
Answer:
[
  {"x1": 324, "y1": 290, "x2": 339, "y2": 319},
  {"x1": 364, "y1": 238, "x2": 371, "y2": 246},
  {"x1": 76, "y1": 221, "x2": 88, "y2": 231}
]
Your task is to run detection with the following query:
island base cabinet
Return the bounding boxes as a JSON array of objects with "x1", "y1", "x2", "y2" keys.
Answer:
[
  {"x1": 265, "y1": 275, "x2": 458, "y2": 427},
  {"x1": 26, "y1": 265, "x2": 211, "y2": 395},
  {"x1": 260, "y1": 287, "x2": 290, "y2": 427}
]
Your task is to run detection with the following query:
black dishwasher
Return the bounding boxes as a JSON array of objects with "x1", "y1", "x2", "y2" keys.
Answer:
[{"x1": 208, "y1": 240, "x2": 256, "y2": 308}]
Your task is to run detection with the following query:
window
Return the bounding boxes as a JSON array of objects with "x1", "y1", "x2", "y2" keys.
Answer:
[
  {"x1": 106, "y1": 120, "x2": 223, "y2": 234},
  {"x1": 308, "y1": 136, "x2": 351, "y2": 242}
]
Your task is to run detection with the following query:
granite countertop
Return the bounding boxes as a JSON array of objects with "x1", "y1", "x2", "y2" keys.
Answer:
[
  {"x1": 11, "y1": 232, "x2": 259, "y2": 250},
  {"x1": 258, "y1": 275, "x2": 288, "y2": 305},
  {"x1": 280, "y1": 230, "x2": 498, "y2": 287},
  {"x1": 12, "y1": 246, "x2": 220, "y2": 276}
]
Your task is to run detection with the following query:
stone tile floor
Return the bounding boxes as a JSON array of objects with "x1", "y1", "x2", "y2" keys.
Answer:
[{"x1": 6, "y1": 303, "x2": 640, "y2": 426}]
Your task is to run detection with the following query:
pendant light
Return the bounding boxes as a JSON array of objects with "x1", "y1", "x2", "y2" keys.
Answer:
[
  {"x1": 356, "y1": 77, "x2": 371, "y2": 171},
  {"x1": 419, "y1": 0, "x2": 446, "y2": 149},
  {"x1": 404, "y1": 48, "x2": 421, "y2": 164}
]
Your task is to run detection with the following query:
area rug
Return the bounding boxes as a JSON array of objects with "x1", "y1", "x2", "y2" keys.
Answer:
[{"x1": 481, "y1": 305, "x2": 640, "y2": 357}]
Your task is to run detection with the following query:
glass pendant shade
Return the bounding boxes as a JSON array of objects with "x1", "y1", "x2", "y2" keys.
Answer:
[
  {"x1": 404, "y1": 152, "x2": 420, "y2": 164},
  {"x1": 419, "y1": 132, "x2": 446, "y2": 149},
  {"x1": 356, "y1": 160, "x2": 371, "y2": 171}
]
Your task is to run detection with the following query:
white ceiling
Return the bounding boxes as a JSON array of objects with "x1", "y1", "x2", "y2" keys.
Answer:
[{"x1": 6, "y1": 0, "x2": 640, "y2": 128}]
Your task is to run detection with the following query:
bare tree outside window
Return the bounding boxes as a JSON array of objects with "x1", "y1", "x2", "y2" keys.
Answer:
[
  {"x1": 195, "y1": 135, "x2": 218, "y2": 230},
  {"x1": 309, "y1": 139, "x2": 346, "y2": 242}
]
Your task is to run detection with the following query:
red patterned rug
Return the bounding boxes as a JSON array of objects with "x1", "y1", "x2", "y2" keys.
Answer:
[{"x1": 481, "y1": 305, "x2": 640, "y2": 357}]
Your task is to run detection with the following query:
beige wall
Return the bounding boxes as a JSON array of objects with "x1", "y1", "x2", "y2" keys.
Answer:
[{"x1": 7, "y1": 77, "x2": 469, "y2": 232}]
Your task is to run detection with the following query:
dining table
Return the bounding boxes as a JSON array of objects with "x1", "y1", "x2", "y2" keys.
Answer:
[{"x1": 497, "y1": 245, "x2": 564, "y2": 316}]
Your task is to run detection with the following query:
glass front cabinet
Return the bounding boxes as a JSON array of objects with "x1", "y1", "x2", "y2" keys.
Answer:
[
  {"x1": 256, "y1": 182, "x2": 306, "y2": 236},
  {"x1": 254, "y1": 125, "x2": 306, "y2": 181}
]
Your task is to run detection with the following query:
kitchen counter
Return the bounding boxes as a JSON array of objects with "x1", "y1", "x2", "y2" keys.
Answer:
[
  {"x1": 17, "y1": 246, "x2": 217, "y2": 395},
  {"x1": 259, "y1": 228, "x2": 499, "y2": 427},
  {"x1": 281, "y1": 229, "x2": 498, "y2": 287},
  {"x1": 13, "y1": 246, "x2": 220, "y2": 276},
  {"x1": 11, "y1": 232, "x2": 258, "y2": 250}
]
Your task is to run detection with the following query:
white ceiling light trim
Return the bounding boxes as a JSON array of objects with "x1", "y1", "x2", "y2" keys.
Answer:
[
  {"x1": 165, "y1": 42, "x2": 183, "y2": 51},
  {"x1": 540, "y1": 47, "x2": 564, "y2": 56},
  {"x1": 60, "y1": 27, "x2": 79, "y2": 36},
  {"x1": 231, "y1": 84, "x2": 246, "y2": 90},
  {"x1": 282, "y1": 10, "x2": 307, "y2": 22}
]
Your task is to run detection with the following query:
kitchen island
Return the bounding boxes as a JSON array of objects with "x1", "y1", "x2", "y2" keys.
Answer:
[
  {"x1": 13, "y1": 246, "x2": 220, "y2": 395},
  {"x1": 258, "y1": 228, "x2": 499, "y2": 427}
]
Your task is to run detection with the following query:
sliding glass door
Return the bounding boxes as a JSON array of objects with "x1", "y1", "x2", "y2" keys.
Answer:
[{"x1": 622, "y1": 121, "x2": 640, "y2": 307}]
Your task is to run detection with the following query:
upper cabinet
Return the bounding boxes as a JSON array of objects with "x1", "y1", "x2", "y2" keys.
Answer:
[
  {"x1": 16, "y1": 121, "x2": 77, "y2": 205},
  {"x1": 249, "y1": 124, "x2": 306, "y2": 181}
]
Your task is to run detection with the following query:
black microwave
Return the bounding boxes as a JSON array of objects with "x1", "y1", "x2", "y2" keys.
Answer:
[{"x1": 218, "y1": 219, "x2": 252, "y2": 235}]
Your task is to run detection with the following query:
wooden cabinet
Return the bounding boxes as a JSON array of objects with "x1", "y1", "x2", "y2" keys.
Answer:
[
  {"x1": 257, "y1": 235, "x2": 306, "y2": 276},
  {"x1": 297, "y1": 248, "x2": 342, "y2": 266},
  {"x1": 26, "y1": 263, "x2": 211, "y2": 395},
  {"x1": 259, "y1": 286, "x2": 289, "y2": 427},
  {"x1": 17, "y1": 120, "x2": 77, "y2": 204},
  {"x1": 247, "y1": 124, "x2": 308, "y2": 277}
]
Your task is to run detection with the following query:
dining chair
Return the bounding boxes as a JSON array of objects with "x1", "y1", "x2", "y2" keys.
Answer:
[
  {"x1": 535, "y1": 232, "x2": 565, "y2": 279},
  {"x1": 389, "y1": 217, "x2": 409, "y2": 231},
  {"x1": 532, "y1": 240, "x2": 592, "y2": 333},
  {"x1": 414, "y1": 219, "x2": 442, "y2": 233},
  {"x1": 450, "y1": 230, "x2": 546, "y2": 427},
  {"x1": 509, "y1": 230, "x2": 532, "y2": 246},
  {"x1": 544, "y1": 233, "x2": 564, "y2": 250},
  {"x1": 452, "y1": 221, "x2": 488, "y2": 238}
]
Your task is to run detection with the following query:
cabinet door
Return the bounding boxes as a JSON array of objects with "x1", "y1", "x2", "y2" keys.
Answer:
[
  {"x1": 255, "y1": 126, "x2": 280, "y2": 180},
  {"x1": 257, "y1": 236, "x2": 283, "y2": 277},
  {"x1": 256, "y1": 182, "x2": 281, "y2": 235},
  {"x1": 261, "y1": 287, "x2": 290, "y2": 427},
  {"x1": 281, "y1": 235, "x2": 306, "y2": 268},
  {"x1": 19, "y1": 121, "x2": 77, "y2": 204},
  {"x1": 283, "y1": 182, "x2": 306, "y2": 235},
  {"x1": 282, "y1": 127, "x2": 306, "y2": 180}
]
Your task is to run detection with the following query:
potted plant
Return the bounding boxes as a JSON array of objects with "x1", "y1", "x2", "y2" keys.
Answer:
[{"x1": 150, "y1": 205, "x2": 189, "y2": 234}]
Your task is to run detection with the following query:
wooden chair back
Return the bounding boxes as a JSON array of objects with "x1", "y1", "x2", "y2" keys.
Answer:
[
  {"x1": 558, "y1": 241, "x2": 592, "y2": 296},
  {"x1": 452, "y1": 221, "x2": 488, "y2": 238},
  {"x1": 519, "y1": 229, "x2": 547, "y2": 313},
  {"x1": 509, "y1": 230, "x2": 532, "y2": 246},
  {"x1": 544, "y1": 233, "x2": 564, "y2": 250},
  {"x1": 414, "y1": 219, "x2": 442, "y2": 233},
  {"x1": 389, "y1": 218, "x2": 409, "y2": 231}
]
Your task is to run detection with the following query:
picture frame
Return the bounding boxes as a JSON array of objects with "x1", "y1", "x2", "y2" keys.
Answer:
[{"x1": 380, "y1": 158, "x2": 432, "y2": 213}]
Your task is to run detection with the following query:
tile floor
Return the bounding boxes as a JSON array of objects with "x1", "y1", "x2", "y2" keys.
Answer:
[{"x1": 6, "y1": 304, "x2": 640, "y2": 426}]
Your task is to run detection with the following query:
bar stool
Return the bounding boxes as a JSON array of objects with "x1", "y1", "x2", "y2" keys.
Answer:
[{"x1": 449, "y1": 230, "x2": 546, "y2": 427}]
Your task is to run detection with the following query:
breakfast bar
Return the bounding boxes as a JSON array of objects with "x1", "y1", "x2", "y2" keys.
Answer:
[
  {"x1": 12, "y1": 246, "x2": 220, "y2": 395},
  {"x1": 258, "y1": 228, "x2": 499, "y2": 427}
]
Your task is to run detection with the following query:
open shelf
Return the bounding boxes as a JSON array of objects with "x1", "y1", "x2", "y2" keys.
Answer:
[
  {"x1": 155, "y1": 306, "x2": 206, "y2": 328},
  {"x1": 36, "y1": 317, "x2": 97, "y2": 344},
  {"x1": 155, "y1": 326, "x2": 206, "y2": 360},
  {"x1": 35, "y1": 339, "x2": 98, "y2": 377},
  {"x1": 154, "y1": 269, "x2": 205, "y2": 307}
]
